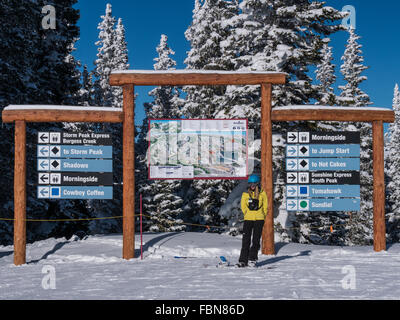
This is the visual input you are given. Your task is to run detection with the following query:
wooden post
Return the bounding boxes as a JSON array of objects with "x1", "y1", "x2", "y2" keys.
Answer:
[
  {"x1": 261, "y1": 84, "x2": 275, "y2": 255},
  {"x1": 372, "y1": 120, "x2": 386, "y2": 252},
  {"x1": 123, "y1": 85, "x2": 135, "y2": 260},
  {"x1": 14, "y1": 121, "x2": 27, "y2": 266}
]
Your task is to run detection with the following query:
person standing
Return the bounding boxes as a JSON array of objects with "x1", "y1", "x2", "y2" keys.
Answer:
[{"x1": 237, "y1": 174, "x2": 268, "y2": 267}]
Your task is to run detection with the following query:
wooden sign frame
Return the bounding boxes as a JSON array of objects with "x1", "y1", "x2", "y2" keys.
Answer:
[
  {"x1": 3, "y1": 106, "x2": 123, "y2": 266},
  {"x1": 2, "y1": 71, "x2": 395, "y2": 265}
]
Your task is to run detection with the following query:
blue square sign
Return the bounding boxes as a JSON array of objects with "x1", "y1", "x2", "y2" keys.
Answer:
[
  {"x1": 51, "y1": 187, "x2": 61, "y2": 198},
  {"x1": 299, "y1": 186, "x2": 309, "y2": 197}
]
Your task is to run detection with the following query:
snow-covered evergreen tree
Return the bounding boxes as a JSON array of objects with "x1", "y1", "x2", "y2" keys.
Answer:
[
  {"x1": 146, "y1": 35, "x2": 182, "y2": 119},
  {"x1": 93, "y1": 3, "x2": 117, "y2": 107},
  {"x1": 293, "y1": 26, "x2": 374, "y2": 246},
  {"x1": 385, "y1": 84, "x2": 400, "y2": 243},
  {"x1": 215, "y1": 0, "x2": 345, "y2": 242},
  {"x1": 221, "y1": 0, "x2": 345, "y2": 119},
  {"x1": 114, "y1": 18, "x2": 129, "y2": 71},
  {"x1": 183, "y1": 0, "x2": 238, "y2": 118},
  {"x1": 32, "y1": 0, "x2": 89, "y2": 242},
  {"x1": 315, "y1": 40, "x2": 337, "y2": 106},
  {"x1": 80, "y1": 65, "x2": 95, "y2": 106},
  {"x1": 89, "y1": 4, "x2": 129, "y2": 234},
  {"x1": 183, "y1": 0, "x2": 240, "y2": 230},
  {"x1": 112, "y1": 18, "x2": 130, "y2": 108},
  {"x1": 0, "y1": 0, "x2": 88, "y2": 244},
  {"x1": 93, "y1": 4, "x2": 129, "y2": 108},
  {"x1": 137, "y1": 34, "x2": 185, "y2": 232},
  {"x1": 338, "y1": 27, "x2": 371, "y2": 107},
  {"x1": 337, "y1": 26, "x2": 374, "y2": 245},
  {"x1": 35, "y1": 0, "x2": 82, "y2": 105}
]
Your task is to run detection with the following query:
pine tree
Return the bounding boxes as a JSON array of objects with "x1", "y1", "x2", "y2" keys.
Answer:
[
  {"x1": 183, "y1": 0, "x2": 239, "y2": 230},
  {"x1": 80, "y1": 65, "x2": 95, "y2": 106},
  {"x1": 385, "y1": 84, "x2": 400, "y2": 243},
  {"x1": 137, "y1": 34, "x2": 185, "y2": 232},
  {"x1": 338, "y1": 27, "x2": 374, "y2": 245},
  {"x1": 89, "y1": 4, "x2": 129, "y2": 234},
  {"x1": 112, "y1": 18, "x2": 130, "y2": 108},
  {"x1": 183, "y1": 0, "x2": 239, "y2": 118},
  {"x1": 222, "y1": 0, "x2": 345, "y2": 118},
  {"x1": 35, "y1": 0, "x2": 82, "y2": 105},
  {"x1": 32, "y1": 0, "x2": 88, "y2": 242},
  {"x1": 0, "y1": 0, "x2": 87, "y2": 244},
  {"x1": 94, "y1": 3, "x2": 116, "y2": 107},
  {"x1": 216, "y1": 0, "x2": 345, "y2": 243},
  {"x1": 93, "y1": 6, "x2": 129, "y2": 108},
  {"x1": 146, "y1": 34, "x2": 181, "y2": 119},
  {"x1": 338, "y1": 27, "x2": 371, "y2": 107},
  {"x1": 0, "y1": 2, "x2": 39, "y2": 244},
  {"x1": 309, "y1": 39, "x2": 353, "y2": 245},
  {"x1": 315, "y1": 40, "x2": 337, "y2": 106}
]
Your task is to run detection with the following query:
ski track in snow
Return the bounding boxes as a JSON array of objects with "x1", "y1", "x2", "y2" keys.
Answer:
[{"x1": 0, "y1": 233, "x2": 399, "y2": 300}]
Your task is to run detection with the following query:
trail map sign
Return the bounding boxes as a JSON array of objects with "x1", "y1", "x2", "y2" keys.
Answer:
[
  {"x1": 149, "y1": 119, "x2": 248, "y2": 179},
  {"x1": 286, "y1": 131, "x2": 361, "y2": 212},
  {"x1": 37, "y1": 132, "x2": 113, "y2": 200}
]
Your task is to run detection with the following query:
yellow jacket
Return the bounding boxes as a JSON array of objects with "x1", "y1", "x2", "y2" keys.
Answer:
[{"x1": 241, "y1": 189, "x2": 268, "y2": 221}]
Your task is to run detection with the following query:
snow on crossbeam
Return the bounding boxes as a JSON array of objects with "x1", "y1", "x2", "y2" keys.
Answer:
[
  {"x1": 271, "y1": 105, "x2": 395, "y2": 123},
  {"x1": 2, "y1": 105, "x2": 123, "y2": 123},
  {"x1": 109, "y1": 69, "x2": 287, "y2": 86}
]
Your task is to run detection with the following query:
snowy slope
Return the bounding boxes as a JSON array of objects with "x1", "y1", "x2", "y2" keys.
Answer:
[{"x1": 0, "y1": 233, "x2": 399, "y2": 300}]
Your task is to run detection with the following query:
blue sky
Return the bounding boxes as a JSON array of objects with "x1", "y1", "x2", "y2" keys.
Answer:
[{"x1": 74, "y1": 0, "x2": 400, "y2": 126}]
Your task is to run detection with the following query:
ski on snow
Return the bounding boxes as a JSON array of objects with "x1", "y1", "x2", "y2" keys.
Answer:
[{"x1": 216, "y1": 256, "x2": 257, "y2": 268}]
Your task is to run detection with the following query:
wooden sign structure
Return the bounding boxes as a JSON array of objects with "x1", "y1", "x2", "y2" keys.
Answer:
[
  {"x1": 272, "y1": 105, "x2": 394, "y2": 252},
  {"x1": 109, "y1": 71, "x2": 287, "y2": 261},
  {"x1": 2, "y1": 106, "x2": 123, "y2": 266},
  {"x1": 2, "y1": 71, "x2": 395, "y2": 266}
]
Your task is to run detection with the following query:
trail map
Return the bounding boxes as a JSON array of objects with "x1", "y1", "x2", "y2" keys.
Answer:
[{"x1": 149, "y1": 119, "x2": 248, "y2": 179}]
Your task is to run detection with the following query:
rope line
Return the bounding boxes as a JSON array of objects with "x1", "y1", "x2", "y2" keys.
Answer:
[
  {"x1": 0, "y1": 212, "x2": 366, "y2": 233},
  {"x1": 0, "y1": 216, "x2": 123, "y2": 222}
]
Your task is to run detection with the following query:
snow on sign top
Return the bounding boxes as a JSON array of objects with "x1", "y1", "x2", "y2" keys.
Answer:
[
  {"x1": 274, "y1": 105, "x2": 391, "y2": 111},
  {"x1": 111, "y1": 69, "x2": 287, "y2": 75},
  {"x1": 5, "y1": 105, "x2": 122, "y2": 112}
]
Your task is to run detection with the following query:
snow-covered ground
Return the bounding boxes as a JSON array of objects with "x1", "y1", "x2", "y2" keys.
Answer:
[{"x1": 0, "y1": 232, "x2": 399, "y2": 300}]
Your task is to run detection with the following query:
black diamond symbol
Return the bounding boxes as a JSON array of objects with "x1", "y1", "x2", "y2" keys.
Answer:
[
  {"x1": 51, "y1": 147, "x2": 59, "y2": 155},
  {"x1": 300, "y1": 147, "x2": 308, "y2": 154},
  {"x1": 51, "y1": 160, "x2": 59, "y2": 168},
  {"x1": 300, "y1": 160, "x2": 308, "y2": 168}
]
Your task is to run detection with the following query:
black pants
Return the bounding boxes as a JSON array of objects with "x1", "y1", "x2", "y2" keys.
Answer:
[{"x1": 239, "y1": 220, "x2": 265, "y2": 264}]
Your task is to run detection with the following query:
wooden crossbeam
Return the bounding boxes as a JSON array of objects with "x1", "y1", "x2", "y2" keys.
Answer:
[
  {"x1": 110, "y1": 71, "x2": 287, "y2": 86},
  {"x1": 2, "y1": 107, "x2": 123, "y2": 123},
  {"x1": 271, "y1": 107, "x2": 395, "y2": 123}
]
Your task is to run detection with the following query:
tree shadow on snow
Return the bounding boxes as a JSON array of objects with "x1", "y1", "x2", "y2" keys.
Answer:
[
  {"x1": 274, "y1": 242, "x2": 290, "y2": 254},
  {"x1": 257, "y1": 250, "x2": 311, "y2": 267},
  {"x1": 28, "y1": 241, "x2": 70, "y2": 264},
  {"x1": 135, "y1": 232, "x2": 183, "y2": 257},
  {"x1": 386, "y1": 243, "x2": 398, "y2": 251},
  {"x1": 0, "y1": 251, "x2": 13, "y2": 260}
]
